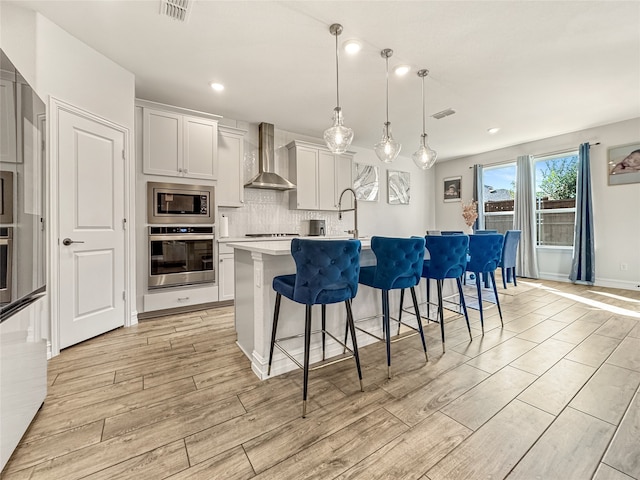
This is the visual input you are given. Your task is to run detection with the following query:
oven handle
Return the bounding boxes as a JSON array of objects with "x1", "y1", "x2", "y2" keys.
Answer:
[{"x1": 149, "y1": 235, "x2": 214, "y2": 242}]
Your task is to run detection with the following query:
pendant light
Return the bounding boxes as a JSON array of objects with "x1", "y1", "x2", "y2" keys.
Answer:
[
  {"x1": 374, "y1": 48, "x2": 401, "y2": 163},
  {"x1": 323, "y1": 23, "x2": 354, "y2": 155},
  {"x1": 412, "y1": 69, "x2": 437, "y2": 170}
]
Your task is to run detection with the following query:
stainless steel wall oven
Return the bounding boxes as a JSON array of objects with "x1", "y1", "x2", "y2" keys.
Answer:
[
  {"x1": 148, "y1": 226, "x2": 215, "y2": 289},
  {"x1": 147, "y1": 182, "x2": 214, "y2": 224}
]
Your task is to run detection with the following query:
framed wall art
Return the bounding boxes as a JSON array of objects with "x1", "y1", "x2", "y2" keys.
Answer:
[
  {"x1": 443, "y1": 176, "x2": 462, "y2": 202},
  {"x1": 608, "y1": 142, "x2": 640, "y2": 186},
  {"x1": 353, "y1": 163, "x2": 379, "y2": 202},
  {"x1": 387, "y1": 170, "x2": 410, "y2": 205}
]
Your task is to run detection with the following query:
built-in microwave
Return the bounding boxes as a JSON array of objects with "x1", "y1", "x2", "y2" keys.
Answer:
[{"x1": 147, "y1": 182, "x2": 214, "y2": 224}]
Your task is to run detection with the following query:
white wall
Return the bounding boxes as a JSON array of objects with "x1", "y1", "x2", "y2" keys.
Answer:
[
  {"x1": 1, "y1": 3, "x2": 136, "y2": 346},
  {"x1": 434, "y1": 117, "x2": 640, "y2": 291}
]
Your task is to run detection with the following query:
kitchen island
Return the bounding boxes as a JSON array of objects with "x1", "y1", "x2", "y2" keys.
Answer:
[{"x1": 229, "y1": 238, "x2": 397, "y2": 379}]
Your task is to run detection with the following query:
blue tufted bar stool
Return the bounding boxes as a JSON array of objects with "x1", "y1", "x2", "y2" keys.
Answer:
[
  {"x1": 402, "y1": 234, "x2": 471, "y2": 353},
  {"x1": 357, "y1": 236, "x2": 428, "y2": 379},
  {"x1": 268, "y1": 238, "x2": 363, "y2": 418},
  {"x1": 466, "y1": 233, "x2": 504, "y2": 333},
  {"x1": 499, "y1": 230, "x2": 521, "y2": 289}
]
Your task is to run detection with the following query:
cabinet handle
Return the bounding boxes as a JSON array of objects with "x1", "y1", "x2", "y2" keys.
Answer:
[
  {"x1": 178, "y1": 168, "x2": 183, "y2": 173},
  {"x1": 177, "y1": 297, "x2": 190, "y2": 301},
  {"x1": 183, "y1": 168, "x2": 188, "y2": 173}
]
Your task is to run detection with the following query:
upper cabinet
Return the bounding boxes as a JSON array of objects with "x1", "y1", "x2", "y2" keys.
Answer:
[
  {"x1": 217, "y1": 125, "x2": 247, "y2": 207},
  {"x1": 141, "y1": 103, "x2": 219, "y2": 181},
  {"x1": 287, "y1": 140, "x2": 354, "y2": 211}
]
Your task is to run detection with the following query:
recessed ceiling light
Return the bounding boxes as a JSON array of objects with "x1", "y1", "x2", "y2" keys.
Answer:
[
  {"x1": 343, "y1": 40, "x2": 361, "y2": 55},
  {"x1": 210, "y1": 82, "x2": 224, "y2": 92},
  {"x1": 394, "y1": 65, "x2": 410, "y2": 76},
  {"x1": 487, "y1": 127, "x2": 500, "y2": 134}
]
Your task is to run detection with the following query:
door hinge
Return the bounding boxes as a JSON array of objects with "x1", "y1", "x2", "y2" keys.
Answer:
[
  {"x1": 122, "y1": 218, "x2": 127, "y2": 230},
  {"x1": 122, "y1": 291, "x2": 126, "y2": 301}
]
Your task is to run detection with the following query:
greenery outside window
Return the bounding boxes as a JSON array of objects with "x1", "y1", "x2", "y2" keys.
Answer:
[{"x1": 534, "y1": 151, "x2": 578, "y2": 247}]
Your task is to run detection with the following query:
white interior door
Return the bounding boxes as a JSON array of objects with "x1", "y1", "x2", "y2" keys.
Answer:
[{"x1": 58, "y1": 108, "x2": 125, "y2": 349}]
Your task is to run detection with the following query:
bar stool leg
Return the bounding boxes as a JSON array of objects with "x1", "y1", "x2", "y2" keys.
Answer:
[
  {"x1": 436, "y1": 279, "x2": 445, "y2": 353},
  {"x1": 456, "y1": 278, "x2": 472, "y2": 341},
  {"x1": 267, "y1": 293, "x2": 282, "y2": 375},
  {"x1": 475, "y1": 274, "x2": 485, "y2": 334},
  {"x1": 397, "y1": 289, "x2": 404, "y2": 335},
  {"x1": 321, "y1": 304, "x2": 326, "y2": 361},
  {"x1": 490, "y1": 271, "x2": 503, "y2": 326},
  {"x1": 382, "y1": 290, "x2": 392, "y2": 378},
  {"x1": 426, "y1": 279, "x2": 431, "y2": 322},
  {"x1": 512, "y1": 267, "x2": 518, "y2": 287},
  {"x1": 345, "y1": 300, "x2": 364, "y2": 392},
  {"x1": 502, "y1": 266, "x2": 508, "y2": 289},
  {"x1": 410, "y1": 286, "x2": 428, "y2": 362},
  {"x1": 302, "y1": 305, "x2": 312, "y2": 418}
]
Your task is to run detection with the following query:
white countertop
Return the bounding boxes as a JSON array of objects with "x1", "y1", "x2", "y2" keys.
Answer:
[
  {"x1": 218, "y1": 235, "x2": 358, "y2": 243},
  {"x1": 227, "y1": 237, "x2": 371, "y2": 255}
]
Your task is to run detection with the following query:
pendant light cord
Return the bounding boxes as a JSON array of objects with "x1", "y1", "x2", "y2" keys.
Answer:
[
  {"x1": 421, "y1": 74, "x2": 425, "y2": 134},
  {"x1": 385, "y1": 55, "x2": 390, "y2": 125},
  {"x1": 335, "y1": 30, "x2": 340, "y2": 109}
]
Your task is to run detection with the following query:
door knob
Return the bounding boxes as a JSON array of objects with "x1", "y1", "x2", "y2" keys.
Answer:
[{"x1": 62, "y1": 238, "x2": 85, "y2": 246}]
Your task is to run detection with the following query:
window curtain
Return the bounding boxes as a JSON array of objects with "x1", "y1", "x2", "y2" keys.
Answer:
[
  {"x1": 472, "y1": 164, "x2": 484, "y2": 231},
  {"x1": 513, "y1": 155, "x2": 539, "y2": 278},
  {"x1": 569, "y1": 143, "x2": 595, "y2": 284}
]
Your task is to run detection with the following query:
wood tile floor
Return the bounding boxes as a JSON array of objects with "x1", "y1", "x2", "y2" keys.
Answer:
[{"x1": 2, "y1": 279, "x2": 640, "y2": 479}]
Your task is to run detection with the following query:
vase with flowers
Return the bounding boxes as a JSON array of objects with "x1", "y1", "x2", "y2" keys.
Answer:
[{"x1": 461, "y1": 200, "x2": 478, "y2": 233}]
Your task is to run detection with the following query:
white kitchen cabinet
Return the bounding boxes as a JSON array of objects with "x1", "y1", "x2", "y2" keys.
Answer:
[
  {"x1": 218, "y1": 254, "x2": 235, "y2": 301},
  {"x1": 287, "y1": 140, "x2": 354, "y2": 211},
  {"x1": 218, "y1": 242, "x2": 235, "y2": 301},
  {"x1": 217, "y1": 125, "x2": 246, "y2": 207},
  {"x1": 143, "y1": 284, "x2": 219, "y2": 312},
  {"x1": 142, "y1": 106, "x2": 219, "y2": 180}
]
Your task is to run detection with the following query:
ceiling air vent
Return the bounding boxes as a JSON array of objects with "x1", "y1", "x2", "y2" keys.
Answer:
[
  {"x1": 160, "y1": 0, "x2": 193, "y2": 22},
  {"x1": 432, "y1": 108, "x2": 456, "y2": 120}
]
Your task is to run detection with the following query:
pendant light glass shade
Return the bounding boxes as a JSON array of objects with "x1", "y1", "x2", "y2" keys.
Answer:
[
  {"x1": 375, "y1": 49, "x2": 401, "y2": 163},
  {"x1": 412, "y1": 134, "x2": 437, "y2": 169},
  {"x1": 324, "y1": 24, "x2": 354, "y2": 155},
  {"x1": 374, "y1": 122, "x2": 401, "y2": 163},
  {"x1": 412, "y1": 69, "x2": 437, "y2": 170},
  {"x1": 324, "y1": 107, "x2": 353, "y2": 154}
]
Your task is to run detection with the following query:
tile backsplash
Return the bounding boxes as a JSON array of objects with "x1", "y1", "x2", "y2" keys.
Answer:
[{"x1": 219, "y1": 189, "x2": 352, "y2": 237}]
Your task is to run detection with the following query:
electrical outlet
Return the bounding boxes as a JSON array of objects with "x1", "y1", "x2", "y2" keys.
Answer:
[{"x1": 620, "y1": 263, "x2": 628, "y2": 271}]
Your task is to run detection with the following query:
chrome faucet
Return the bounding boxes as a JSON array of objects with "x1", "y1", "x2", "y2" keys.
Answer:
[{"x1": 338, "y1": 187, "x2": 358, "y2": 239}]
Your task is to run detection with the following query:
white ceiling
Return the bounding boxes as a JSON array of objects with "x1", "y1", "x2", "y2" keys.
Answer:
[{"x1": 12, "y1": 0, "x2": 640, "y2": 161}]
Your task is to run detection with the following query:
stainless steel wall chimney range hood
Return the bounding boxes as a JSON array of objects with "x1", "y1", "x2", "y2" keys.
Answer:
[{"x1": 244, "y1": 123, "x2": 296, "y2": 191}]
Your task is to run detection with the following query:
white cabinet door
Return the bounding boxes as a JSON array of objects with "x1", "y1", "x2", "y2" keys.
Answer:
[
  {"x1": 143, "y1": 108, "x2": 182, "y2": 176},
  {"x1": 288, "y1": 140, "x2": 354, "y2": 211},
  {"x1": 288, "y1": 144, "x2": 319, "y2": 210},
  {"x1": 318, "y1": 150, "x2": 337, "y2": 210},
  {"x1": 335, "y1": 154, "x2": 354, "y2": 210},
  {"x1": 219, "y1": 254, "x2": 235, "y2": 301},
  {"x1": 183, "y1": 115, "x2": 217, "y2": 180},
  {"x1": 217, "y1": 126, "x2": 246, "y2": 207}
]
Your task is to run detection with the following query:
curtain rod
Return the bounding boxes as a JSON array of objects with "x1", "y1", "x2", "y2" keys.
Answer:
[{"x1": 468, "y1": 142, "x2": 601, "y2": 169}]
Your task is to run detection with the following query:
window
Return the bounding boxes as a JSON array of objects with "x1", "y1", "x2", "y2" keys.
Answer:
[
  {"x1": 534, "y1": 152, "x2": 578, "y2": 247},
  {"x1": 482, "y1": 163, "x2": 516, "y2": 234}
]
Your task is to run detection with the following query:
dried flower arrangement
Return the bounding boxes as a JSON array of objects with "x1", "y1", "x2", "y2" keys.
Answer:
[{"x1": 461, "y1": 200, "x2": 478, "y2": 227}]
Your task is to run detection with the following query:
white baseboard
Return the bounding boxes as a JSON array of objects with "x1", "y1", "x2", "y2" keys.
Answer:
[
  {"x1": 539, "y1": 272, "x2": 640, "y2": 291},
  {"x1": 594, "y1": 278, "x2": 640, "y2": 291}
]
